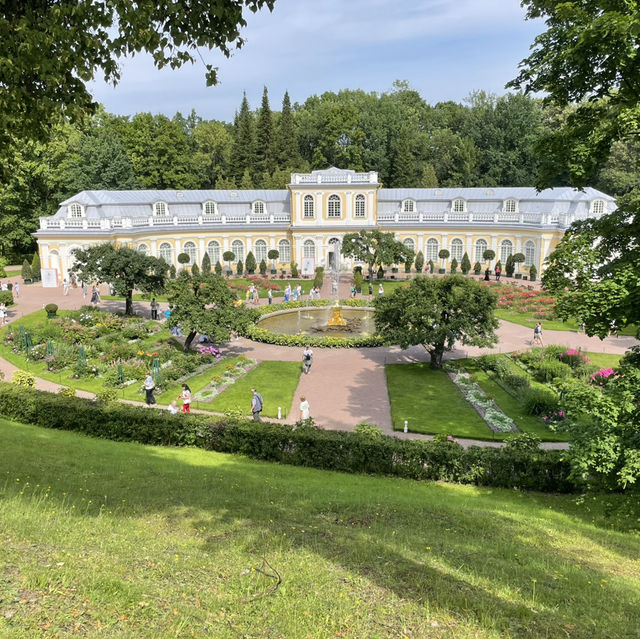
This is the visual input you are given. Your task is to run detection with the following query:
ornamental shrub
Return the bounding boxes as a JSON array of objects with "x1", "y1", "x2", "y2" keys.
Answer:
[
  {"x1": 0, "y1": 291, "x2": 14, "y2": 306},
  {"x1": 191, "y1": 264, "x2": 200, "y2": 277},
  {"x1": 376, "y1": 266, "x2": 384, "y2": 279},
  {"x1": 290, "y1": 261, "x2": 298, "y2": 278},
  {"x1": 236, "y1": 259, "x2": 243, "y2": 275},
  {"x1": 450, "y1": 257, "x2": 458, "y2": 273},
  {"x1": 21, "y1": 260, "x2": 32, "y2": 280},
  {"x1": 461, "y1": 252, "x2": 471, "y2": 275},
  {"x1": 558, "y1": 348, "x2": 590, "y2": 368},
  {"x1": 428, "y1": 259, "x2": 434, "y2": 274},
  {"x1": 532, "y1": 360, "x2": 572, "y2": 383},
  {"x1": 529, "y1": 264, "x2": 537, "y2": 280},
  {"x1": 505, "y1": 254, "x2": 515, "y2": 278},
  {"x1": 504, "y1": 373, "x2": 530, "y2": 390},
  {"x1": 521, "y1": 386, "x2": 559, "y2": 415},
  {"x1": 201, "y1": 252, "x2": 211, "y2": 275},
  {"x1": 473, "y1": 261, "x2": 482, "y2": 275},
  {"x1": 12, "y1": 371, "x2": 35, "y2": 387},
  {"x1": 245, "y1": 251, "x2": 257, "y2": 274},
  {"x1": 414, "y1": 251, "x2": 424, "y2": 273},
  {"x1": 259, "y1": 259, "x2": 267, "y2": 275},
  {"x1": 215, "y1": 261, "x2": 223, "y2": 276},
  {"x1": 31, "y1": 252, "x2": 42, "y2": 280}
]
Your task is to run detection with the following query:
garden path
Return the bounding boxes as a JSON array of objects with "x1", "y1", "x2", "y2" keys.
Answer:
[{"x1": 1, "y1": 273, "x2": 636, "y2": 450}]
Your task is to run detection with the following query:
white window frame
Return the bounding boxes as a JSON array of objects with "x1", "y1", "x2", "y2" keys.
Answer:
[
  {"x1": 425, "y1": 238, "x2": 439, "y2": 262},
  {"x1": 278, "y1": 239, "x2": 291, "y2": 263},
  {"x1": 68, "y1": 203, "x2": 84, "y2": 218},
  {"x1": 207, "y1": 240, "x2": 220, "y2": 264},
  {"x1": 452, "y1": 198, "x2": 466, "y2": 213},
  {"x1": 159, "y1": 242, "x2": 173, "y2": 263},
  {"x1": 327, "y1": 194, "x2": 341, "y2": 218},
  {"x1": 252, "y1": 200, "x2": 266, "y2": 216},
  {"x1": 303, "y1": 239, "x2": 316, "y2": 259},
  {"x1": 137, "y1": 243, "x2": 148, "y2": 255},
  {"x1": 203, "y1": 201, "x2": 218, "y2": 216},
  {"x1": 402, "y1": 199, "x2": 416, "y2": 213},
  {"x1": 474, "y1": 239, "x2": 488, "y2": 263},
  {"x1": 303, "y1": 195, "x2": 315, "y2": 219},
  {"x1": 153, "y1": 201, "x2": 168, "y2": 217},
  {"x1": 503, "y1": 198, "x2": 518, "y2": 213},
  {"x1": 591, "y1": 199, "x2": 605, "y2": 215},
  {"x1": 403, "y1": 238, "x2": 415, "y2": 253},
  {"x1": 231, "y1": 240, "x2": 245, "y2": 263},
  {"x1": 500, "y1": 239, "x2": 513, "y2": 263},
  {"x1": 524, "y1": 240, "x2": 536, "y2": 267},
  {"x1": 254, "y1": 239, "x2": 267, "y2": 262},
  {"x1": 183, "y1": 241, "x2": 197, "y2": 265},
  {"x1": 450, "y1": 238, "x2": 464, "y2": 261},
  {"x1": 354, "y1": 194, "x2": 366, "y2": 218}
]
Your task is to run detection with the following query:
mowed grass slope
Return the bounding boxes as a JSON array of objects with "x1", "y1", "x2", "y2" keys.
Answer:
[{"x1": 2, "y1": 420, "x2": 639, "y2": 638}]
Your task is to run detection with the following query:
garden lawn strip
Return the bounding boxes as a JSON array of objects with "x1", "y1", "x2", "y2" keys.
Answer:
[
  {"x1": 462, "y1": 359, "x2": 568, "y2": 442},
  {"x1": 584, "y1": 352, "x2": 623, "y2": 369},
  {"x1": 385, "y1": 363, "x2": 495, "y2": 439},
  {"x1": 1, "y1": 419, "x2": 639, "y2": 639},
  {"x1": 208, "y1": 361, "x2": 301, "y2": 418}
]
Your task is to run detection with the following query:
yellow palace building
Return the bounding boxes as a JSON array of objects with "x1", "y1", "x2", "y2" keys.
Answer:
[{"x1": 35, "y1": 167, "x2": 614, "y2": 280}]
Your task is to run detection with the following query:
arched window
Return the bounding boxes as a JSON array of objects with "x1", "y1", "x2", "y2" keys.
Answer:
[
  {"x1": 452, "y1": 198, "x2": 466, "y2": 213},
  {"x1": 504, "y1": 198, "x2": 518, "y2": 213},
  {"x1": 425, "y1": 238, "x2": 439, "y2": 262},
  {"x1": 203, "y1": 201, "x2": 218, "y2": 216},
  {"x1": 500, "y1": 239, "x2": 513, "y2": 263},
  {"x1": 252, "y1": 201, "x2": 266, "y2": 216},
  {"x1": 68, "y1": 203, "x2": 84, "y2": 218},
  {"x1": 254, "y1": 239, "x2": 267, "y2": 262},
  {"x1": 450, "y1": 238, "x2": 464, "y2": 261},
  {"x1": 524, "y1": 240, "x2": 536, "y2": 267},
  {"x1": 207, "y1": 240, "x2": 220, "y2": 264},
  {"x1": 327, "y1": 194, "x2": 341, "y2": 218},
  {"x1": 303, "y1": 239, "x2": 316, "y2": 259},
  {"x1": 402, "y1": 199, "x2": 416, "y2": 213},
  {"x1": 591, "y1": 199, "x2": 605, "y2": 215},
  {"x1": 355, "y1": 194, "x2": 366, "y2": 218},
  {"x1": 137, "y1": 244, "x2": 148, "y2": 256},
  {"x1": 474, "y1": 238, "x2": 488, "y2": 263},
  {"x1": 183, "y1": 241, "x2": 197, "y2": 265},
  {"x1": 159, "y1": 242, "x2": 173, "y2": 263},
  {"x1": 154, "y1": 202, "x2": 168, "y2": 217},
  {"x1": 278, "y1": 239, "x2": 291, "y2": 263},
  {"x1": 403, "y1": 238, "x2": 415, "y2": 253},
  {"x1": 231, "y1": 240, "x2": 244, "y2": 263},
  {"x1": 303, "y1": 195, "x2": 315, "y2": 218}
]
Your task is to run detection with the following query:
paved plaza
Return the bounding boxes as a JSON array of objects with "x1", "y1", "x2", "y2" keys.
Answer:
[{"x1": 1, "y1": 273, "x2": 636, "y2": 449}]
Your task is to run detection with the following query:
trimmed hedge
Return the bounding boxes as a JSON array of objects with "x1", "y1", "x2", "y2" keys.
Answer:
[{"x1": 0, "y1": 383, "x2": 576, "y2": 492}]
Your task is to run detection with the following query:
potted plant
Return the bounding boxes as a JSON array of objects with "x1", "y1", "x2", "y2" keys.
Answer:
[
  {"x1": 268, "y1": 249, "x2": 279, "y2": 274},
  {"x1": 215, "y1": 261, "x2": 223, "y2": 276},
  {"x1": 414, "y1": 250, "x2": 424, "y2": 273},
  {"x1": 223, "y1": 251, "x2": 235, "y2": 276},
  {"x1": 31, "y1": 252, "x2": 41, "y2": 282},
  {"x1": 245, "y1": 251, "x2": 257, "y2": 275},
  {"x1": 529, "y1": 264, "x2": 537, "y2": 282},
  {"x1": 21, "y1": 259, "x2": 32, "y2": 284},
  {"x1": 177, "y1": 252, "x2": 191, "y2": 272},
  {"x1": 482, "y1": 249, "x2": 496, "y2": 274},
  {"x1": 376, "y1": 266, "x2": 385, "y2": 279},
  {"x1": 505, "y1": 254, "x2": 515, "y2": 278},
  {"x1": 473, "y1": 261, "x2": 482, "y2": 275},
  {"x1": 513, "y1": 252, "x2": 525, "y2": 279},
  {"x1": 461, "y1": 252, "x2": 471, "y2": 275},
  {"x1": 290, "y1": 261, "x2": 299, "y2": 278},
  {"x1": 404, "y1": 256, "x2": 413, "y2": 274},
  {"x1": 259, "y1": 259, "x2": 267, "y2": 275},
  {"x1": 391, "y1": 264, "x2": 399, "y2": 274},
  {"x1": 236, "y1": 259, "x2": 244, "y2": 276},
  {"x1": 438, "y1": 249, "x2": 450, "y2": 274},
  {"x1": 45, "y1": 303, "x2": 58, "y2": 319},
  {"x1": 428, "y1": 259, "x2": 435, "y2": 274}
]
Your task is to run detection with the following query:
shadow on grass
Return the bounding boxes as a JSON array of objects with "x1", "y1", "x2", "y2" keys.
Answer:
[{"x1": 3, "y1": 420, "x2": 640, "y2": 638}]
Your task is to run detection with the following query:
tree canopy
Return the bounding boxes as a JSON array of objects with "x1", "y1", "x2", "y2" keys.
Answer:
[
  {"x1": 374, "y1": 276, "x2": 499, "y2": 369},
  {"x1": 166, "y1": 271, "x2": 255, "y2": 351},
  {"x1": 0, "y1": 0, "x2": 276, "y2": 158},
  {"x1": 341, "y1": 230, "x2": 413, "y2": 283},
  {"x1": 70, "y1": 243, "x2": 168, "y2": 315}
]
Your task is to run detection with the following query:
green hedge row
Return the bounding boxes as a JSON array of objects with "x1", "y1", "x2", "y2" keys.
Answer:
[{"x1": 0, "y1": 383, "x2": 576, "y2": 492}]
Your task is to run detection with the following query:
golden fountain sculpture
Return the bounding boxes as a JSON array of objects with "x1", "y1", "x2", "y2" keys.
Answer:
[{"x1": 327, "y1": 301, "x2": 347, "y2": 326}]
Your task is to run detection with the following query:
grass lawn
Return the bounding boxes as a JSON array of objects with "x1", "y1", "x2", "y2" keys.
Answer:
[
  {"x1": 208, "y1": 360, "x2": 301, "y2": 418},
  {"x1": 461, "y1": 358, "x2": 568, "y2": 442},
  {"x1": 585, "y1": 352, "x2": 623, "y2": 369},
  {"x1": 1, "y1": 420, "x2": 639, "y2": 639},
  {"x1": 4, "y1": 268, "x2": 21, "y2": 277},
  {"x1": 386, "y1": 363, "x2": 495, "y2": 438},
  {"x1": 227, "y1": 277, "x2": 312, "y2": 298}
]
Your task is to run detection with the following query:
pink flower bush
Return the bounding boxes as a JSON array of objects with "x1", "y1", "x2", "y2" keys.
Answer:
[{"x1": 591, "y1": 368, "x2": 616, "y2": 386}]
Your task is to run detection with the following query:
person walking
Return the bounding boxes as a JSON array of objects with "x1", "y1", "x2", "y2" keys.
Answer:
[
  {"x1": 532, "y1": 322, "x2": 544, "y2": 347},
  {"x1": 378, "y1": 283, "x2": 384, "y2": 296},
  {"x1": 179, "y1": 384, "x2": 192, "y2": 413},
  {"x1": 302, "y1": 345, "x2": 313, "y2": 374},
  {"x1": 368, "y1": 282, "x2": 373, "y2": 296},
  {"x1": 495, "y1": 265, "x2": 501, "y2": 281},
  {"x1": 299, "y1": 395, "x2": 310, "y2": 422},
  {"x1": 268, "y1": 289, "x2": 273, "y2": 305},
  {"x1": 0, "y1": 303, "x2": 6, "y2": 326},
  {"x1": 82, "y1": 282, "x2": 87, "y2": 301},
  {"x1": 484, "y1": 268, "x2": 490, "y2": 281},
  {"x1": 13, "y1": 282, "x2": 19, "y2": 299},
  {"x1": 143, "y1": 372, "x2": 156, "y2": 406},
  {"x1": 251, "y1": 388, "x2": 263, "y2": 422},
  {"x1": 63, "y1": 278, "x2": 69, "y2": 295},
  {"x1": 90, "y1": 286, "x2": 100, "y2": 306},
  {"x1": 150, "y1": 298, "x2": 159, "y2": 320}
]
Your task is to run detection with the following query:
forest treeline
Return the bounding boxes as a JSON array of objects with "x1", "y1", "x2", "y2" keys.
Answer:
[{"x1": 2, "y1": 81, "x2": 639, "y2": 259}]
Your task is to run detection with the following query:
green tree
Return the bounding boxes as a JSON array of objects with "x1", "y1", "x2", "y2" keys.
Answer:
[
  {"x1": 231, "y1": 93, "x2": 256, "y2": 182},
  {"x1": 222, "y1": 251, "x2": 235, "y2": 274},
  {"x1": 193, "y1": 119, "x2": 233, "y2": 188},
  {"x1": 259, "y1": 259, "x2": 267, "y2": 275},
  {"x1": 0, "y1": 0, "x2": 276, "y2": 162},
  {"x1": 505, "y1": 254, "x2": 515, "y2": 278},
  {"x1": 21, "y1": 260, "x2": 32, "y2": 281},
  {"x1": 70, "y1": 243, "x2": 168, "y2": 315},
  {"x1": 245, "y1": 251, "x2": 257, "y2": 274},
  {"x1": 375, "y1": 276, "x2": 499, "y2": 369},
  {"x1": 482, "y1": 249, "x2": 495, "y2": 268},
  {"x1": 341, "y1": 230, "x2": 414, "y2": 284},
  {"x1": 201, "y1": 252, "x2": 211, "y2": 275},
  {"x1": 236, "y1": 259, "x2": 244, "y2": 276},
  {"x1": 461, "y1": 252, "x2": 471, "y2": 275},
  {"x1": 215, "y1": 261, "x2": 223, "y2": 276},
  {"x1": 450, "y1": 257, "x2": 458, "y2": 274},
  {"x1": 414, "y1": 250, "x2": 424, "y2": 273},
  {"x1": 276, "y1": 90, "x2": 301, "y2": 168},
  {"x1": 31, "y1": 252, "x2": 41, "y2": 280},
  {"x1": 438, "y1": 249, "x2": 450, "y2": 271},
  {"x1": 166, "y1": 272, "x2": 254, "y2": 352},
  {"x1": 268, "y1": 249, "x2": 279, "y2": 272},
  {"x1": 255, "y1": 86, "x2": 275, "y2": 175}
]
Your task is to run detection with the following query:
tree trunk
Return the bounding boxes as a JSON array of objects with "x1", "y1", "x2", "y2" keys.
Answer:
[
  {"x1": 183, "y1": 331, "x2": 197, "y2": 353},
  {"x1": 368, "y1": 263, "x2": 374, "y2": 284},
  {"x1": 428, "y1": 345, "x2": 445, "y2": 369},
  {"x1": 125, "y1": 290, "x2": 133, "y2": 316}
]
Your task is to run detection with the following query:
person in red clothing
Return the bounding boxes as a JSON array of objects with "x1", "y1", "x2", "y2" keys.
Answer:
[{"x1": 179, "y1": 384, "x2": 192, "y2": 413}]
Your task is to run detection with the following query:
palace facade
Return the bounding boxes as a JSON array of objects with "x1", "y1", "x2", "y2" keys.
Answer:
[{"x1": 35, "y1": 167, "x2": 615, "y2": 280}]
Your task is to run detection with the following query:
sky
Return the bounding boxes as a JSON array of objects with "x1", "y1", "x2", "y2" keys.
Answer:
[{"x1": 89, "y1": 0, "x2": 545, "y2": 123}]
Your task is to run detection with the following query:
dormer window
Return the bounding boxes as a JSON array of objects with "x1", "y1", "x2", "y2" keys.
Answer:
[
  {"x1": 153, "y1": 201, "x2": 168, "y2": 216},
  {"x1": 68, "y1": 203, "x2": 84, "y2": 218},
  {"x1": 591, "y1": 199, "x2": 605, "y2": 215},
  {"x1": 452, "y1": 198, "x2": 466, "y2": 213},
  {"x1": 402, "y1": 199, "x2": 416, "y2": 213},
  {"x1": 203, "y1": 201, "x2": 218, "y2": 216},
  {"x1": 252, "y1": 200, "x2": 266, "y2": 216},
  {"x1": 504, "y1": 198, "x2": 518, "y2": 213}
]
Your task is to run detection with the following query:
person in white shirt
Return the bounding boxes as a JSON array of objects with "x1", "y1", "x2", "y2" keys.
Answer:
[
  {"x1": 302, "y1": 345, "x2": 313, "y2": 374},
  {"x1": 299, "y1": 396, "x2": 310, "y2": 421},
  {"x1": 167, "y1": 400, "x2": 179, "y2": 415}
]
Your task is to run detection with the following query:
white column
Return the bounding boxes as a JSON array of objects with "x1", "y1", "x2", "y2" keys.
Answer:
[{"x1": 345, "y1": 192, "x2": 352, "y2": 220}]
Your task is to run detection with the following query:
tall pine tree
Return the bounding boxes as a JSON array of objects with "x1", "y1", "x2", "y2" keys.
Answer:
[
  {"x1": 255, "y1": 86, "x2": 275, "y2": 178},
  {"x1": 230, "y1": 92, "x2": 256, "y2": 182},
  {"x1": 276, "y1": 90, "x2": 301, "y2": 169}
]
